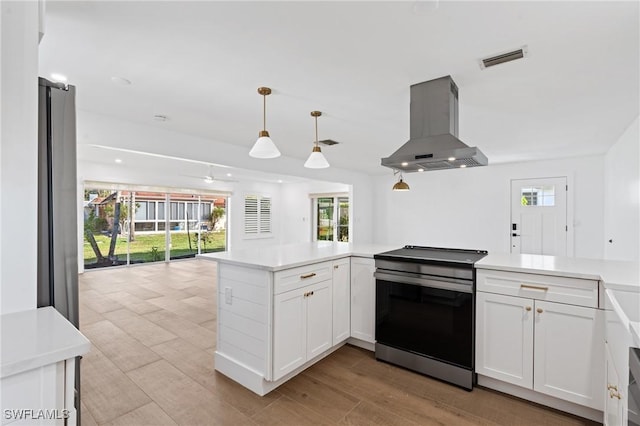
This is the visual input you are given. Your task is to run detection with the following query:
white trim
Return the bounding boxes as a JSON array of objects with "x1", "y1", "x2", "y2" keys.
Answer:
[
  {"x1": 308, "y1": 192, "x2": 349, "y2": 198},
  {"x1": 84, "y1": 180, "x2": 231, "y2": 197},
  {"x1": 478, "y1": 375, "x2": 602, "y2": 423}
]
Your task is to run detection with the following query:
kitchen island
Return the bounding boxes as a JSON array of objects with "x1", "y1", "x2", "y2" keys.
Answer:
[{"x1": 198, "y1": 241, "x2": 396, "y2": 395}]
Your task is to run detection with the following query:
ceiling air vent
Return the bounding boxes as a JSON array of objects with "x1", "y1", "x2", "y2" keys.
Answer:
[
  {"x1": 480, "y1": 46, "x2": 528, "y2": 69},
  {"x1": 319, "y1": 139, "x2": 339, "y2": 146}
]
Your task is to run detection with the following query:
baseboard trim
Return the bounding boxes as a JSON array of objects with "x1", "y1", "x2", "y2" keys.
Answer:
[
  {"x1": 477, "y1": 375, "x2": 603, "y2": 423},
  {"x1": 215, "y1": 343, "x2": 347, "y2": 396},
  {"x1": 347, "y1": 337, "x2": 374, "y2": 352}
]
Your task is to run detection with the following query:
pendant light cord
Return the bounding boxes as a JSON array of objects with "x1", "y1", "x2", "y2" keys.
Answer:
[
  {"x1": 314, "y1": 115, "x2": 318, "y2": 147},
  {"x1": 263, "y1": 94, "x2": 267, "y2": 131}
]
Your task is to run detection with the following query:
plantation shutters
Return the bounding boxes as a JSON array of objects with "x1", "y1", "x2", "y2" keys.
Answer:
[{"x1": 245, "y1": 195, "x2": 272, "y2": 236}]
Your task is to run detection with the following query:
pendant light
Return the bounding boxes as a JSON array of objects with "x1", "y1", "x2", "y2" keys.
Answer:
[
  {"x1": 392, "y1": 170, "x2": 410, "y2": 191},
  {"x1": 304, "y1": 111, "x2": 330, "y2": 169},
  {"x1": 249, "y1": 87, "x2": 281, "y2": 159}
]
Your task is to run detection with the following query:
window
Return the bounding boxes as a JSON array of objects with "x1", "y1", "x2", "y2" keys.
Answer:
[
  {"x1": 521, "y1": 185, "x2": 555, "y2": 206},
  {"x1": 245, "y1": 195, "x2": 272, "y2": 236},
  {"x1": 311, "y1": 194, "x2": 349, "y2": 242}
]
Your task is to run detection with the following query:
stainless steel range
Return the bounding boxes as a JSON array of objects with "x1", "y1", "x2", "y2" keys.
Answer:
[{"x1": 374, "y1": 245, "x2": 488, "y2": 390}]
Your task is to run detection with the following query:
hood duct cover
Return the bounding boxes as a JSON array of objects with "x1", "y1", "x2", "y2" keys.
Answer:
[{"x1": 381, "y1": 76, "x2": 488, "y2": 172}]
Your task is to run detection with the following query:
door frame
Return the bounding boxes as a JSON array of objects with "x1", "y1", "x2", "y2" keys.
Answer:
[{"x1": 508, "y1": 175, "x2": 574, "y2": 257}]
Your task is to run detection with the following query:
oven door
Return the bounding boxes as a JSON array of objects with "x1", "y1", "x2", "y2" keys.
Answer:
[{"x1": 375, "y1": 271, "x2": 474, "y2": 369}]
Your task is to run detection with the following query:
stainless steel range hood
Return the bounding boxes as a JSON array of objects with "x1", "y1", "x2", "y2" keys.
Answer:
[{"x1": 381, "y1": 76, "x2": 488, "y2": 172}]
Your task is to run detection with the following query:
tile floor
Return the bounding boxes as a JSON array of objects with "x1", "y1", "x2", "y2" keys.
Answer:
[{"x1": 78, "y1": 259, "x2": 597, "y2": 425}]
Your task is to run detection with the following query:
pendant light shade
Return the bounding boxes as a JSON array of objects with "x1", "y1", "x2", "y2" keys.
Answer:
[
  {"x1": 249, "y1": 87, "x2": 281, "y2": 159},
  {"x1": 304, "y1": 111, "x2": 330, "y2": 169},
  {"x1": 392, "y1": 172, "x2": 410, "y2": 191}
]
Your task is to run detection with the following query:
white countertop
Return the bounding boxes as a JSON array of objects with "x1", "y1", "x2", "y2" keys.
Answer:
[
  {"x1": 1, "y1": 307, "x2": 91, "y2": 378},
  {"x1": 198, "y1": 242, "x2": 399, "y2": 271},
  {"x1": 476, "y1": 253, "x2": 639, "y2": 291}
]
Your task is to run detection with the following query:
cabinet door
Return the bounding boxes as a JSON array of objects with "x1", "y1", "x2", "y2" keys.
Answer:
[
  {"x1": 273, "y1": 287, "x2": 307, "y2": 380},
  {"x1": 476, "y1": 292, "x2": 534, "y2": 388},
  {"x1": 604, "y1": 343, "x2": 623, "y2": 426},
  {"x1": 332, "y1": 258, "x2": 350, "y2": 345},
  {"x1": 306, "y1": 280, "x2": 333, "y2": 359},
  {"x1": 533, "y1": 300, "x2": 604, "y2": 410},
  {"x1": 350, "y1": 257, "x2": 375, "y2": 343}
]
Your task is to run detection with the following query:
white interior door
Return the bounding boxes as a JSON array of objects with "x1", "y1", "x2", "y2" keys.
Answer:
[{"x1": 511, "y1": 177, "x2": 567, "y2": 256}]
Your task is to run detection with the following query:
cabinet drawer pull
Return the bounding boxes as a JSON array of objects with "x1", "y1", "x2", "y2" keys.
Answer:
[
  {"x1": 334, "y1": 265, "x2": 339, "y2": 269},
  {"x1": 609, "y1": 390, "x2": 622, "y2": 400},
  {"x1": 607, "y1": 384, "x2": 618, "y2": 391},
  {"x1": 300, "y1": 273, "x2": 317, "y2": 279},
  {"x1": 525, "y1": 306, "x2": 532, "y2": 312},
  {"x1": 536, "y1": 308, "x2": 543, "y2": 314},
  {"x1": 520, "y1": 284, "x2": 549, "y2": 291}
]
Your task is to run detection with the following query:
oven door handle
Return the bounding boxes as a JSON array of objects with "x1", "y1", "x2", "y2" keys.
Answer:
[{"x1": 374, "y1": 271, "x2": 472, "y2": 293}]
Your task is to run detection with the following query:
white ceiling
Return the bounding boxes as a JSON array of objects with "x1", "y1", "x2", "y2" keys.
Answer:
[{"x1": 39, "y1": 1, "x2": 639, "y2": 176}]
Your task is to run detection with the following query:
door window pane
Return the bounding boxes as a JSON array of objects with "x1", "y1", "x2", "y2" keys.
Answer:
[
  {"x1": 83, "y1": 188, "x2": 127, "y2": 269},
  {"x1": 521, "y1": 186, "x2": 555, "y2": 206},
  {"x1": 317, "y1": 197, "x2": 334, "y2": 241},
  {"x1": 338, "y1": 197, "x2": 349, "y2": 242}
]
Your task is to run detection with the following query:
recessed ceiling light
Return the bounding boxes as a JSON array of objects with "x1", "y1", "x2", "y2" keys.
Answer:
[
  {"x1": 111, "y1": 76, "x2": 132, "y2": 86},
  {"x1": 277, "y1": 179, "x2": 283, "y2": 183},
  {"x1": 115, "y1": 158, "x2": 122, "y2": 164},
  {"x1": 448, "y1": 157, "x2": 456, "y2": 161},
  {"x1": 204, "y1": 177, "x2": 213, "y2": 184},
  {"x1": 153, "y1": 115, "x2": 168, "y2": 121},
  {"x1": 401, "y1": 162, "x2": 408, "y2": 166},
  {"x1": 418, "y1": 168, "x2": 424, "y2": 172},
  {"x1": 50, "y1": 73, "x2": 67, "y2": 83},
  {"x1": 226, "y1": 173, "x2": 232, "y2": 177},
  {"x1": 460, "y1": 164, "x2": 467, "y2": 168}
]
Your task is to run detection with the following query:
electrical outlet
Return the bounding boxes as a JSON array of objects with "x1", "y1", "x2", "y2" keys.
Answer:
[{"x1": 225, "y1": 287, "x2": 232, "y2": 305}]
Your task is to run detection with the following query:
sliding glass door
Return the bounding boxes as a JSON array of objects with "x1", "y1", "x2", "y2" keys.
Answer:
[{"x1": 83, "y1": 184, "x2": 228, "y2": 269}]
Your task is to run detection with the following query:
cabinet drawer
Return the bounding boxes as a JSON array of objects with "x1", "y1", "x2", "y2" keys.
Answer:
[
  {"x1": 274, "y1": 261, "x2": 333, "y2": 295},
  {"x1": 477, "y1": 269, "x2": 598, "y2": 308}
]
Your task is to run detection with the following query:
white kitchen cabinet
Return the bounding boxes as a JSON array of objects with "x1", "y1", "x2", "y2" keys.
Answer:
[
  {"x1": 273, "y1": 279, "x2": 332, "y2": 381},
  {"x1": 1, "y1": 308, "x2": 90, "y2": 426},
  {"x1": 476, "y1": 292, "x2": 533, "y2": 388},
  {"x1": 476, "y1": 269, "x2": 604, "y2": 411},
  {"x1": 604, "y1": 343, "x2": 625, "y2": 426},
  {"x1": 350, "y1": 257, "x2": 376, "y2": 344},
  {"x1": 533, "y1": 300, "x2": 604, "y2": 409},
  {"x1": 332, "y1": 258, "x2": 350, "y2": 345}
]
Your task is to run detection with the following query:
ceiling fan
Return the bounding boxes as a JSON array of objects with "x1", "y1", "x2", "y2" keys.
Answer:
[{"x1": 183, "y1": 166, "x2": 238, "y2": 184}]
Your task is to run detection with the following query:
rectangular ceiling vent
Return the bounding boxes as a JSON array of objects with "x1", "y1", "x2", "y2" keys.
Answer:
[
  {"x1": 480, "y1": 46, "x2": 528, "y2": 69},
  {"x1": 319, "y1": 139, "x2": 339, "y2": 146}
]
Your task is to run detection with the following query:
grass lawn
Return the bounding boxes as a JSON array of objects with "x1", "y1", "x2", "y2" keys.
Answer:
[{"x1": 84, "y1": 231, "x2": 226, "y2": 265}]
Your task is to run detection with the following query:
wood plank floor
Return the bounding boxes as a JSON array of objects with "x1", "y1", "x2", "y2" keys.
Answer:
[{"x1": 79, "y1": 259, "x2": 598, "y2": 426}]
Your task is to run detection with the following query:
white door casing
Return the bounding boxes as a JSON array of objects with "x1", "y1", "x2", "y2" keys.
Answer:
[{"x1": 511, "y1": 177, "x2": 568, "y2": 256}]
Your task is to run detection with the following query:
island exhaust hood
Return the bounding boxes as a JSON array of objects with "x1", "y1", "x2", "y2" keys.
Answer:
[{"x1": 381, "y1": 76, "x2": 488, "y2": 172}]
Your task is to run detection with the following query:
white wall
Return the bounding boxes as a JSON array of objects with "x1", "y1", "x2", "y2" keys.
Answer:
[
  {"x1": 76, "y1": 110, "x2": 375, "y2": 250},
  {"x1": 372, "y1": 155, "x2": 605, "y2": 258},
  {"x1": 0, "y1": 2, "x2": 39, "y2": 314},
  {"x1": 604, "y1": 116, "x2": 639, "y2": 261},
  {"x1": 279, "y1": 181, "x2": 351, "y2": 245}
]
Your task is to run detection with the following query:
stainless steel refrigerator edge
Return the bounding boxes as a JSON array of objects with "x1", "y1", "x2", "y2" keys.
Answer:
[{"x1": 37, "y1": 77, "x2": 81, "y2": 420}]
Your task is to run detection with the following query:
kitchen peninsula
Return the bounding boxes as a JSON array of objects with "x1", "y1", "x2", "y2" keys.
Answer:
[
  {"x1": 201, "y1": 242, "x2": 639, "y2": 424},
  {"x1": 198, "y1": 242, "x2": 396, "y2": 396}
]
